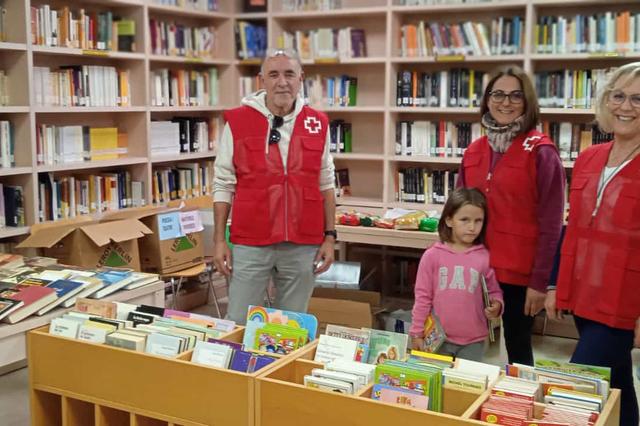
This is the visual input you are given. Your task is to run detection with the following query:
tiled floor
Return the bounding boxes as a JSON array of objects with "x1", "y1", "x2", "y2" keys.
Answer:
[{"x1": 1, "y1": 303, "x2": 638, "y2": 426}]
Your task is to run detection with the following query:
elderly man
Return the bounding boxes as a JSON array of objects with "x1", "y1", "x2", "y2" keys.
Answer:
[{"x1": 213, "y1": 49, "x2": 337, "y2": 324}]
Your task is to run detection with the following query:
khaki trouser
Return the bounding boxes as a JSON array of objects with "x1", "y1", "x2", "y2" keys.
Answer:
[{"x1": 225, "y1": 243, "x2": 319, "y2": 325}]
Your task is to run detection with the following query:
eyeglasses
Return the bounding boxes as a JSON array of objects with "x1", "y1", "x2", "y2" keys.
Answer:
[
  {"x1": 269, "y1": 115, "x2": 284, "y2": 145},
  {"x1": 489, "y1": 90, "x2": 525, "y2": 105},
  {"x1": 608, "y1": 90, "x2": 640, "y2": 108}
]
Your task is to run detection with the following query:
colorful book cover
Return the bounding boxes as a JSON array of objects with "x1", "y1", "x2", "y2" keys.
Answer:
[
  {"x1": 372, "y1": 383, "x2": 429, "y2": 410},
  {"x1": 325, "y1": 324, "x2": 370, "y2": 362},
  {"x1": 247, "y1": 305, "x2": 318, "y2": 341},
  {"x1": 423, "y1": 313, "x2": 446, "y2": 353},
  {"x1": 367, "y1": 329, "x2": 408, "y2": 364},
  {"x1": 254, "y1": 323, "x2": 307, "y2": 355}
]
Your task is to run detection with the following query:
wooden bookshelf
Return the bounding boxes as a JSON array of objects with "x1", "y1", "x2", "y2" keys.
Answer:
[
  {"x1": 28, "y1": 324, "x2": 318, "y2": 426},
  {"x1": 0, "y1": 0, "x2": 631, "y2": 244}
]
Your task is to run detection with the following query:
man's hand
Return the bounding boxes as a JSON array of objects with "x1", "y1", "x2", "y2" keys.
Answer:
[
  {"x1": 524, "y1": 287, "x2": 546, "y2": 317},
  {"x1": 484, "y1": 299, "x2": 502, "y2": 320},
  {"x1": 213, "y1": 241, "x2": 232, "y2": 277},
  {"x1": 313, "y1": 238, "x2": 335, "y2": 274},
  {"x1": 545, "y1": 289, "x2": 564, "y2": 321}
]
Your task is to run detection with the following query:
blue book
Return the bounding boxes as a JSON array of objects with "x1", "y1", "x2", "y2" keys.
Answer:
[
  {"x1": 38, "y1": 279, "x2": 85, "y2": 315},
  {"x1": 250, "y1": 355, "x2": 276, "y2": 373},
  {"x1": 229, "y1": 350, "x2": 252, "y2": 373}
]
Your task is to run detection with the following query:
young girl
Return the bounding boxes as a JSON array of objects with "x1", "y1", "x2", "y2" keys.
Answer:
[{"x1": 409, "y1": 188, "x2": 503, "y2": 361}]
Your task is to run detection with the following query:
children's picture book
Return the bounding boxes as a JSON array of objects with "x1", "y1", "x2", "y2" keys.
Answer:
[
  {"x1": 423, "y1": 313, "x2": 446, "y2": 353},
  {"x1": 254, "y1": 323, "x2": 308, "y2": 355},
  {"x1": 314, "y1": 334, "x2": 359, "y2": 364},
  {"x1": 367, "y1": 329, "x2": 408, "y2": 364},
  {"x1": 325, "y1": 324, "x2": 370, "y2": 362},
  {"x1": 371, "y1": 383, "x2": 429, "y2": 410},
  {"x1": 246, "y1": 305, "x2": 318, "y2": 340}
]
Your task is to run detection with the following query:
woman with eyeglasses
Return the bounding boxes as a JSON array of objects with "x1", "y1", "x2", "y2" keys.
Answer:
[
  {"x1": 545, "y1": 62, "x2": 640, "y2": 426},
  {"x1": 457, "y1": 65, "x2": 565, "y2": 366}
]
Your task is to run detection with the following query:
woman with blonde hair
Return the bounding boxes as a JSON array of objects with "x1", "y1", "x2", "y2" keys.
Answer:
[{"x1": 546, "y1": 62, "x2": 640, "y2": 426}]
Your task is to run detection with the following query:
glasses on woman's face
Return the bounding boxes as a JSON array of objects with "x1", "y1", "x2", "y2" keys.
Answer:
[
  {"x1": 489, "y1": 90, "x2": 525, "y2": 105},
  {"x1": 608, "y1": 90, "x2": 640, "y2": 108},
  {"x1": 269, "y1": 115, "x2": 284, "y2": 145}
]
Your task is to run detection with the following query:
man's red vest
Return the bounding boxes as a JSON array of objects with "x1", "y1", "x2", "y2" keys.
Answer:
[
  {"x1": 463, "y1": 130, "x2": 555, "y2": 285},
  {"x1": 556, "y1": 142, "x2": 640, "y2": 330},
  {"x1": 224, "y1": 105, "x2": 328, "y2": 246}
]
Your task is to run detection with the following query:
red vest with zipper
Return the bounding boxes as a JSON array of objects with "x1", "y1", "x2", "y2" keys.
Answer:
[
  {"x1": 224, "y1": 105, "x2": 328, "y2": 246},
  {"x1": 463, "y1": 130, "x2": 555, "y2": 285},
  {"x1": 556, "y1": 142, "x2": 640, "y2": 330}
]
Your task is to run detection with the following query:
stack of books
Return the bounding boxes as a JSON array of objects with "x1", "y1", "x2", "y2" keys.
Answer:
[{"x1": 0, "y1": 254, "x2": 160, "y2": 324}]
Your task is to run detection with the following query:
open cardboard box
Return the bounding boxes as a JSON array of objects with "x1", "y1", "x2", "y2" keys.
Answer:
[
  {"x1": 308, "y1": 288, "x2": 386, "y2": 333},
  {"x1": 101, "y1": 205, "x2": 204, "y2": 274},
  {"x1": 17, "y1": 216, "x2": 152, "y2": 270}
]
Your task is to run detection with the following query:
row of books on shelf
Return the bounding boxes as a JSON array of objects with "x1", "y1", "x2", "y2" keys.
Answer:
[
  {"x1": 38, "y1": 171, "x2": 145, "y2": 221},
  {"x1": 542, "y1": 121, "x2": 613, "y2": 161},
  {"x1": 152, "y1": 161, "x2": 215, "y2": 204},
  {"x1": 397, "y1": 169, "x2": 459, "y2": 205},
  {"x1": 397, "y1": 69, "x2": 487, "y2": 108},
  {"x1": 400, "y1": 17, "x2": 523, "y2": 58},
  {"x1": 150, "y1": 117, "x2": 220, "y2": 156},
  {"x1": 30, "y1": 5, "x2": 136, "y2": 52},
  {"x1": 395, "y1": 121, "x2": 481, "y2": 158},
  {"x1": 282, "y1": 0, "x2": 341, "y2": 11},
  {"x1": 33, "y1": 66, "x2": 130, "y2": 108},
  {"x1": 36, "y1": 125, "x2": 127, "y2": 166},
  {"x1": 0, "y1": 185, "x2": 24, "y2": 228},
  {"x1": 329, "y1": 120, "x2": 352, "y2": 153},
  {"x1": 149, "y1": 20, "x2": 216, "y2": 58},
  {"x1": 238, "y1": 76, "x2": 263, "y2": 99},
  {"x1": 309, "y1": 320, "x2": 611, "y2": 423},
  {"x1": 150, "y1": 68, "x2": 219, "y2": 107},
  {"x1": 235, "y1": 21, "x2": 267, "y2": 60},
  {"x1": 477, "y1": 361, "x2": 611, "y2": 426},
  {"x1": 279, "y1": 27, "x2": 367, "y2": 60},
  {"x1": 536, "y1": 68, "x2": 613, "y2": 110},
  {"x1": 0, "y1": 255, "x2": 160, "y2": 324},
  {"x1": 48, "y1": 303, "x2": 295, "y2": 374},
  {"x1": 151, "y1": 0, "x2": 219, "y2": 12},
  {"x1": 304, "y1": 74, "x2": 358, "y2": 107},
  {"x1": 535, "y1": 12, "x2": 640, "y2": 55}
]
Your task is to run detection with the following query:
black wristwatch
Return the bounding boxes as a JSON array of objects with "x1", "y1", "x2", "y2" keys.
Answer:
[{"x1": 324, "y1": 230, "x2": 338, "y2": 240}]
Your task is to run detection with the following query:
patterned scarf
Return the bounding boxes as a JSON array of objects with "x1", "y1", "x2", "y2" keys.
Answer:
[{"x1": 481, "y1": 113, "x2": 525, "y2": 153}]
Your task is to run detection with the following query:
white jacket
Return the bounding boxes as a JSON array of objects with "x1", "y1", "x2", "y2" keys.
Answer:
[{"x1": 213, "y1": 90, "x2": 335, "y2": 203}]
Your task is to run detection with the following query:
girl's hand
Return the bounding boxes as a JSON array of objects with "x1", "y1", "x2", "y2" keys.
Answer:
[
  {"x1": 411, "y1": 336, "x2": 425, "y2": 351},
  {"x1": 545, "y1": 289, "x2": 564, "y2": 321},
  {"x1": 484, "y1": 299, "x2": 502, "y2": 320}
]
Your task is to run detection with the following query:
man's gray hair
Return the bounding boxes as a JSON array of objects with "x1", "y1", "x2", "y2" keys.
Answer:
[{"x1": 260, "y1": 48, "x2": 303, "y2": 75}]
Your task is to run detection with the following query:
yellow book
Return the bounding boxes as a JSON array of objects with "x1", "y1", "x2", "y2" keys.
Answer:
[
  {"x1": 89, "y1": 127, "x2": 119, "y2": 161},
  {"x1": 410, "y1": 350, "x2": 454, "y2": 364}
]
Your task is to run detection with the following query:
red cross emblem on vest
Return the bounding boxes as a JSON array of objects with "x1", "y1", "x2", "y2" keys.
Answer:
[
  {"x1": 522, "y1": 135, "x2": 541, "y2": 152},
  {"x1": 304, "y1": 116, "x2": 322, "y2": 134}
]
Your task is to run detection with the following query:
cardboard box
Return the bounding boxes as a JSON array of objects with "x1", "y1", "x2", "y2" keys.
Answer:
[
  {"x1": 102, "y1": 206, "x2": 204, "y2": 274},
  {"x1": 17, "y1": 218, "x2": 152, "y2": 270},
  {"x1": 307, "y1": 288, "x2": 385, "y2": 333},
  {"x1": 168, "y1": 196, "x2": 215, "y2": 257}
]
